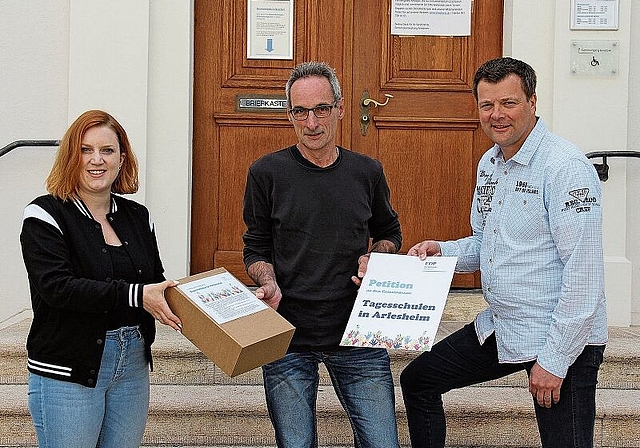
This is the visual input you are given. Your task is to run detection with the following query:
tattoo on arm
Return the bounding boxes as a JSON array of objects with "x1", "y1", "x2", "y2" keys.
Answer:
[
  {"x1": 370, "y1": 240, "x2": 397, "y2": 254},
  {"x1": 247, "y1": 260, "x2": 277, "y2": 286}
]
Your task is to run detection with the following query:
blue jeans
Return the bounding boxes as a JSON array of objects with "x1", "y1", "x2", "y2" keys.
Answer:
[
  {"x1": 28, "y1": 326, "x2": 150, "y2": 448},
  {"x1": 400, "y1": 322, "x2": 605, "y2": 448},
  {"x1": 262, "y1": 347, "x2": 400, "y2": 448}
]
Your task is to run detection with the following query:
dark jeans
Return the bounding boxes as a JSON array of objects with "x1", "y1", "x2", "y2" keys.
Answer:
[{"x1": 400, "y1": 322, "x2": 605, "y2": 448}]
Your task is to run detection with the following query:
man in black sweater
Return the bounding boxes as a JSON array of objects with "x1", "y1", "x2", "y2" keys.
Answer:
[{"x1": 242, "y1": 61, "x2": 402, "y2": 448}]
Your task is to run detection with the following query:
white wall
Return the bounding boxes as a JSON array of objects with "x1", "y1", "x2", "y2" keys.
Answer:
[
  {"x1": 627, "y1": 0, "x2": 640, "y2": 324},
  {"x1": 146, "y1": 0, "x2": 193, "y2": 281},
  {"x1": 0, "y1": 0, "x2": 193, "y2": 329},
  {"x1": 67, "y1": 0, "x2": 151, "y2": 200},
  {"x1": 1, "y1": 0, "x2": 637, "y2": 328},
  {"x1": 0, "y1": 0, "x2": 69, "y2": 327}
]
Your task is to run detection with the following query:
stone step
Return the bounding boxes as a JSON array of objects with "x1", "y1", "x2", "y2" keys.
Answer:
[
  {"x1": 148, "y1": 322, "x2": 640, "y2": 390},
  {"x1": 2, "y1": 335, "x2": 638, "y2": 391},
  {"x1": 2, "y1": 384, "x2": 639, "y2": 447},
  {"x1": 2, "y1": 292, "x2": 639, "y2": 447},
  {"x1": 2, "y1": 292, "x2": 639, "y2": 390}
]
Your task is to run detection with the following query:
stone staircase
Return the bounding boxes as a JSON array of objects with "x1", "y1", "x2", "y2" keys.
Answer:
[{"x1": 1, "y1": 291, "x2": 639, "y2": 447}]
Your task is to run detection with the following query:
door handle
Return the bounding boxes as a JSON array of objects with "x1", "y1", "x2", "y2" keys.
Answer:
[
  {"x1": 360, "y1": 92, "x2": 393, "y2": 136},
  {"x1": 363, "y1": 94, "x2": 393, "y2": 107}
]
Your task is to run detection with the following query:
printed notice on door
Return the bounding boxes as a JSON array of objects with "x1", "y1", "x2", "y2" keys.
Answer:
[
  {"x1": 391, "y1": 0, "x2": 472, "y2": 36},
  {"x1": 341, "y1": 253, "x2": 457, "y2": 351},
  {"x1": 176, "y1": 271, "x2": 267, "y2": 324},
  {"x1": 247, "y1": 0, "x2": 294, "y2": 59}
]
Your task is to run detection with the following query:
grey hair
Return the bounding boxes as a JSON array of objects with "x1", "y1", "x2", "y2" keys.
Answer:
[
  {"x1": 285, "y1": 61, "x2": 342, "y2": 107},
  {"x1": 472, "y1": 57, "x2": 537, "y2": 100}
]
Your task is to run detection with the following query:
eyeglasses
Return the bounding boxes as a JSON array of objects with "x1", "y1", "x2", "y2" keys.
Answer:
[{"x1": 289, "y1": 103, "x2": 337, "y2": 121}]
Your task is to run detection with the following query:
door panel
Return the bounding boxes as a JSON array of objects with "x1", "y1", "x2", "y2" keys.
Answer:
[
  {"x1": 377, "y1": 126, "x2": 475, "y2": 243},
  {"x1": 193, "y1": 1, "x2": 503, "y2": 287},
  {"x1": 351, "y1": 1, "x2": 501, "y2": 287}
]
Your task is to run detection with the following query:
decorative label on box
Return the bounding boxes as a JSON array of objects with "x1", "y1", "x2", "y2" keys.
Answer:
[
  {"x1": 176, "y1": 271, "x2": 267, "y2": 324},
  {"x1": 341, "y1": 253, "x2": 457, "y2": 351}
]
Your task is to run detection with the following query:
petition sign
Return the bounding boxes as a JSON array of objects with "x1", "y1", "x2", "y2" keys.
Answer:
[{"x1": 341, "y1": 253, "x2": 457, "y2": 351}]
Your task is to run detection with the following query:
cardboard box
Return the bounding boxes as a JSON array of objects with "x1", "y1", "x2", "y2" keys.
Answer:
[{"x1": 165, "y1": 268, "x2": 295, "y2": 377}]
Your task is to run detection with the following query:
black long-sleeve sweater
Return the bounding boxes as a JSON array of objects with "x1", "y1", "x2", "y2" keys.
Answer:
[{"x1": 243, "y1": 145, "x2": 402, "y2": 350}]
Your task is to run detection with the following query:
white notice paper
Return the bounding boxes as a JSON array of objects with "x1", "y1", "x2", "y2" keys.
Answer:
[
  {"x1": 176, "y1": 271, "x2": 267, "y2": 324},
  {"x1": 341, "y1": 253, "x2": 457, "y2": 351},
  {"x1": 571, "y1": 0, "x2": 619, "y2": 30},
  {"x1": 391, "y1": 0, "x2": 471, "y2": 36},
  {"x1": 247, "y1": 0, "x2": 294, "y2": 59}
]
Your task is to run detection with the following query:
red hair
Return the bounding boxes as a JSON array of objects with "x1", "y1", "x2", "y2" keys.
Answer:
[{"x1": 46, "y1": 110, "x2": 139, "y2": 200}]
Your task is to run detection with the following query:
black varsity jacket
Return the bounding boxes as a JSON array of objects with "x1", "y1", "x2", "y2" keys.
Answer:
[{"x1": 20, "y1": 194, "x2": 164, "y2": 387}]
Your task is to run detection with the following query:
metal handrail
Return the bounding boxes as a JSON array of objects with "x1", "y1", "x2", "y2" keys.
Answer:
[
  {"x1": 585, "y1": 151, "x2": 640, "y2": 182},
  {"x1": 0, "y1": 139, "x2": 60, "y2": 158},
  {"x1": 2, "y1": 141, "x2": 635, "y2": 183}
]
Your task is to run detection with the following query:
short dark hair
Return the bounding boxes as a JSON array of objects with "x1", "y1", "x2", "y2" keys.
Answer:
[
  {"x1": 472, "y1": 57, "x2": 537, "y2": 101},
  {"x1": 285, "y1": 61, "x2": 342, "y2": 108}
]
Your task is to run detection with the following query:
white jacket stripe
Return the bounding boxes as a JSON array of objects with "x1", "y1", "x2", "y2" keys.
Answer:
[
  {"x1": 129, "y1": 284, "x2": 140, "y2": 307},
  {"x1": 22, "y1": 204, "x2": 61, "y2": 234},
  {"x1": 28, "y1": 358, "x2": 72, "y2": 377}
]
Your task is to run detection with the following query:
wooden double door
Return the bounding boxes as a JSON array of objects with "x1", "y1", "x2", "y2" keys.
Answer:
[{"x1": 192, "y1": 1, "x2": 503, "y2": 287}]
